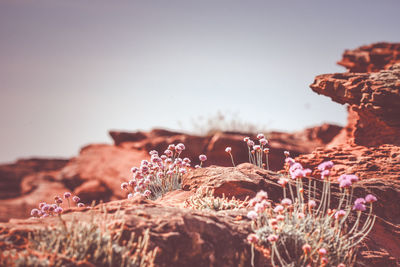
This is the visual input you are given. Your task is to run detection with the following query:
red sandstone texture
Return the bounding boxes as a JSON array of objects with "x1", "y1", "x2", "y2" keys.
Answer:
[
  {"x1": 337, "y1": 42, "x2": 400, "y2": 73},
  {"x1": 0, "y1": 125, "x2": 340, "y2": 222},
  {"x1": 1, "y1": 164, "x2": 399, "y2": 266}
]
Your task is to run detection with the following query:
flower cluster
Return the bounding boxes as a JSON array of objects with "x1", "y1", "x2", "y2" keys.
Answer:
[
  {"x1": 246, "y1": 158, "x2": 377, "y2": 267},
  {"x1": 122, "y1": 143, "x2": 203, "y2": 200},
  {"x1": 224, "y1": 133, "x2": 270, "y2": 169},
  {"x1": 30, "y1": 192, "x2": 85, "y2": 218}
]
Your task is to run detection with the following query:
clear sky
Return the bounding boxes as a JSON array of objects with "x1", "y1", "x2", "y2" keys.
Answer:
[{"x1": 1, "y1": 0, "x2": 400, "y2": 163}]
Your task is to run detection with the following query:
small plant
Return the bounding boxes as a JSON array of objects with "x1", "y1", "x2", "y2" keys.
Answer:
[
  {"x1": 184, "y1": 188, "x2": 249, "y2": 211},
  {"x1": 3, "y1": 207, "x2": 157, "y2": 267},
  {"x1": 121, "y1": 144, "x2": 206, "y2": 200},
  {"x1": 246, "y1": 159, "x2": 377, "y2": 267},
  {"x1": 225, "y1": 133, "x2": 270, "y2": 170},
  {"x1": 30, "y1": 192, "x2": 86, "y2": 218}
]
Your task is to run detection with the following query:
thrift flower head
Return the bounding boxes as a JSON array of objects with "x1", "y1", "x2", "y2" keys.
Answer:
[
  {"x1": 199, "y1": 154, "x2": 207, "y2": 162},
  {"x1": 77, "y1": 203, "x2": 85, "y2": 208},
  {"x1": 318, "y1": 161, "x2": 334, "y2": 171},
  {"x1": 278, "y1": 177, "x2": 288, "y2": 187},
  {"x1": 257, "y1": 133, "x2": 265, "y2": 139},
  {"x1": 247, "y1": 234, "x2": 258, "y2": 244},
  {"x1": 339, "y1": 179, "x2": 352, "y2": 188},
  {"x1": 31, "y1": 209, "x2": 40, "y2": 217},
  {"x1": 321, "y1": 170, "x2": 330, "y2": 180},
  {"x1": 318, "y1": 248, "x2": 327, "y2": 256},
  {"x1": 285, "y1": 157, "x2": 295, "y2": 166},
  {"x1": 281, "y1": 198, "x2": 292, "y2": 206},
  {"x1": 72, "y1": 196, "x2": 80, "y2": 203},
  {"x1": 335, "y1": 210, "x2": 346, "y2": 220},
  {"x1": 54, "y1": 207, "x2": 63, "y2": 214},
  {"x1": 353, "y1": 203, "x2": 366, "y2": 212},
  {"x1": 354, "y1": 198, "x2": 366, "y2": 205},
  {"x1": 365, "y1": 194, "x2": 377, "y2": 203},
  {"x1": 308, "y1": 200, "x2": 317, "y2": 208},
  {"x1": 63, "y1": 192, "x2": 71, "y2": 199},
  {"x1": 247, "y1": 140, "x2": 255, "y2": 147},
  {"x1": 121, "y1": 182, "x2": 129, "y2": 190},
  {"x1": 284, "y1": 151, "x2": 290, "y2": 157},
  {"x1": 267, "y1": 234, "x2": 278, "y2": 243},
  {"x1": 247, "y1": 210, "x2": 258, "y2": 220},
  {"x1": 259, "y1": 138, "x2": 268, "y2": 145},
  {"x1": 256, "y1": 190, "x2": 268, "y2": 200},
  {"x1": 225, "y1": 147, "x2": 232, "y2": 153},
  {"x1": 302, "y1": 244, "x2": 311, "y2": 254},
  {"x1": 273, "y1": 205, "x2": 284, "y2": 213}
]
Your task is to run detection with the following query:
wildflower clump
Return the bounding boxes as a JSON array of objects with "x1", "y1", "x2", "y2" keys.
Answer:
[
  {"x1": 225, "y1": 133, "x2": 270, "y2": 170},
  {"x1": 29, "y1": 192, "x2": 86, "y2": 218},
  {"x1": 4, "y1": 207, "x2": 157, "y2": 267},
  {"x1": 246, "y1": 159, "x2": 377, "y2": 266},
  {"x1": 121, "y1": 143, "x2": 203, "y2": 200},
  {"x1": 184, "y1": 188, "x2": 249, "y2": 211}
]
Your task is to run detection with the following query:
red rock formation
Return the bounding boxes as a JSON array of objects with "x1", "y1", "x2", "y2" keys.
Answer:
[
  {"x1": 0, "y1": 125, "x2": 340, "y2": 222},
  {"x1": 337, "y1": 42, "x2": 400, "y2": 73},
  {"x1": 311, "y1": 64, "x2": 400, "y2": 146},
  {"x1": 1, "y1": 164, "x2": 398, "y2": 266}
]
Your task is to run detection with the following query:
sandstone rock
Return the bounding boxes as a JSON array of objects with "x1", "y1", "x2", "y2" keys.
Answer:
[
  {"x1": 338, "y1": 42, "x2": 400, "y2": 73},
  {"x1": 311, "y1": 64, "x2": 400, "y2": 146}
]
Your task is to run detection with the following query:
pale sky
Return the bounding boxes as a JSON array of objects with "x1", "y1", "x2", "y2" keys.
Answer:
[{"x1": 1, "y1": 0, "x2": 400, "y2": 163}]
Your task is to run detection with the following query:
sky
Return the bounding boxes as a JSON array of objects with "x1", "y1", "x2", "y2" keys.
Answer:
[{"x1": 1, "y1": 0, "x2": 400, "y2": 163}]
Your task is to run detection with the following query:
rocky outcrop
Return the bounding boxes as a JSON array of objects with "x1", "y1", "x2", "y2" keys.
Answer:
[
  {"x1": 337, "y1": 42, "x2": 400, "y2": 73},
  {"x1": 1, "y1": 164, "x2": 399, "y2": 266},
  {"x1": 311, "y1": 64, "x2": 400, "y2": 146},
  {"x1": 0, "y1": 125, "x2": 341, "y2": 222}
]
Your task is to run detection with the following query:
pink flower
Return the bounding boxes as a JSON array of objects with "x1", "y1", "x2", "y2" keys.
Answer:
[
  {"x1": 127, "y1": 193, "x2": 133, "y2": 199},
  {"x1": 164, "y1": 149, "x2": 173, "y2": 157},
  {"x1": 247, "y1": 234, "x2": 259, "y2": 244},
  {"x1": 55, "y1": 207, "x2": 63, "y2": 214},
  {"x1": 247, "y1": 140, "x2": 255, "y2": 147},
  {"x1": 256, "y1": 190, "x2": 268, "y2": 200},
  {"x1": 72, "y1": 196, "x2": 80, "y2": 203},
  {"x1": 353, "y1": 203, "x2": 366, "y2": 212},
  {"x1": 195, "y1": 165, "x2": 201, "y2": 169},
  {"x1": 63, "y1": 192, "x2": 71, "y2": 199},
  {"x1": 39, "y1": 202, "x2": 47, "y2": 209},
  {"x1": 339, "y1": 179, "x2": 352, "y2": 188},
  {"x1": 77, "y1": 203, "x2": 85, "y2": 208},
  {"x1": 273, "y1": 205, "x2": 284, "y2": 213},
  {"x1": 144, "y1": 190, "x2": 151, "y2": 197},
  {"x1": 263, "y1": 148, "x2": 270, "y2": 154},
  {"x1": 290, "y1": 168, "x2": 305, "y2": 180},
  {"x1": 199, "y1": 154, "x2": 207, "y2": 162},
  {"x1": 183, "y1": 158, "x2": 191, "y2": 163},
  {"x1": 284, "y1": 151, "x2": 290, "y2": 157},
  {"x1": 318, "y1": 161, "x2": 334, "y2": 171},
  {"x1": 225, "y1": 147, "x2": 232, "y2": 153},
  {"x1": 247, "y1": 210, "x2": 258, "y2": 220},
  {"x1": 276, "y1": 215, "x2": 284, "y2": 221},
  {"x1": 308, "y1": 200, "x2": 317, "y2": 209},
  {"x1": 167, "y1": 144, "x2": 175, "y2": 150},
  {"x1": 285, "y1": 157, "x2": 295, "y2": 166},
  {"x1": 354, "y1": 198, "x2": 366, "y2": 205},
  {"x1": 243, "y1": 137, "x2": 250, "y2": 142},
  {"x1": 257, "y1": 133, "x2": 265, "y2": 139},
  {"x1": 31, "y1": 209, "x2": 40, "y2": 217},
  {"x1": 267, "y1": 234, "x2": 278, "y2": 242},
  {"x1": 176, "y1": 143, "x2": 185, "y2": 151},
  {"x1": 281, "y1": 198, "x2": 292, "y2": 206},
  {"x1": 278, "y1": 178, "x2": 289, "y2": 187},
  {"x1": 318, "y1": 248, "x2": 327, "y2": 256},
  {"x1": 253, "y1": 145, "x2": 261, "y2": 151},
  {"x1": 254, "y1": 203, "x2": 266, "y2": 213},
  {"x1": 149, "y1": 150, "x2": 158, "y2": 156},
  {"x1": 121, "y1": 182, "x2": 129, "y2": 190},
  {"x1": 303, "y1": 168, "x2": 312, "y2": 176},
  {"x1": 335, "y1": 210, "x2": 346, "y2": 219},
  {"x1": 302, "y1": 244, "x2": 311, "y2": 254},
  {"x1": 321, "y1": 169, "x2": 330, "y2": 180},
  {"x1": 41, "y1": 204, "x2": 50, "y2": 213},
  {"x1": 365, "y1": 194, "x2": 377, "y2": 203},
  {"x1": 259, "y1": 138, "x2": 268, "y2": 145},
  {"x1": 130, "y1": 167, "x2": 139, "y2": 173}
]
